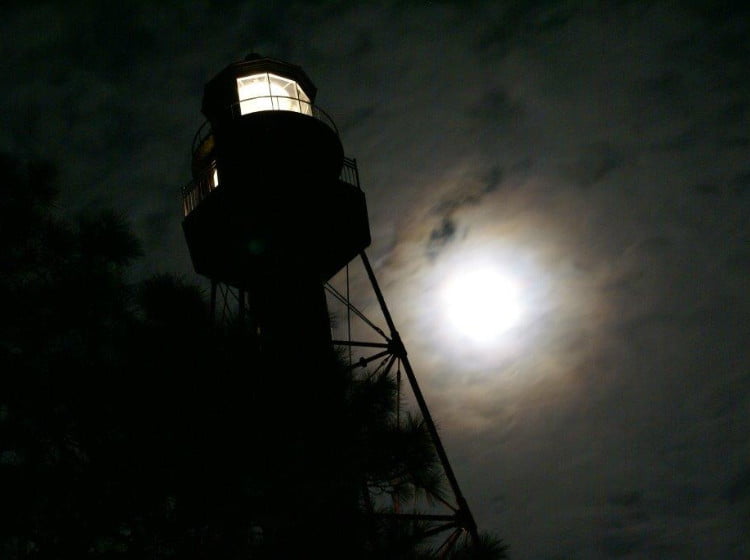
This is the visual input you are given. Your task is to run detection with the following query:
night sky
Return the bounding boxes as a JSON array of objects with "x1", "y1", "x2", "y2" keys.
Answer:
[{"x1": 3, "y1": 2, "x2": 749, "y2": 558}]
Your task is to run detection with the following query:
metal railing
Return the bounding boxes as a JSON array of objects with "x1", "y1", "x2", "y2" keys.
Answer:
[
  {"x1": 182, "y1": 100, "x2": 357, "y2": 217},
  {"x1": 182, "y1": 161, "x2": 218, "y2": 216},
  {"x1": 182, "y1": 157, "x2": 361, "y2": 218},
  {"x1": 191, "y1": 96, "x2": 339, "y2": 158},
  {"x1": 341, "y1": 157, "x2": 360, "y2": 189},
  {"x1": 230, "y1": 95, "x2": 340, "y2": 136},
  {"x1": 191, "y1": 121, "x2": 213, "y2": 159}
]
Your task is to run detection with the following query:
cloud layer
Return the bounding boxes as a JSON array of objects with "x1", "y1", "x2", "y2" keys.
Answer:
[{"x1": 3, "y1": 2, "x2": 749, "y2": 558}]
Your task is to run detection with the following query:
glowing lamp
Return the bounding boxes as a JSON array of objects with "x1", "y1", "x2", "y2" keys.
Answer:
[{"x1": 236, "y1": 72, "x2": 313, "y2": 116}]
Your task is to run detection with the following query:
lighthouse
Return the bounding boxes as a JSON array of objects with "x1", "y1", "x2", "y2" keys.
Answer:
[
  {"x1": 182, "y1": 53, "x2": 370, "y2": 353},
  {"x1": 180, "y1": 53, "x2": 480, "y2": 557}
]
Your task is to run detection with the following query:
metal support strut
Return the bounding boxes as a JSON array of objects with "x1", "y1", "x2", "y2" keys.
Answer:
[{"x1": 358, "y1": 251, "x2": 480, "y2": 546}]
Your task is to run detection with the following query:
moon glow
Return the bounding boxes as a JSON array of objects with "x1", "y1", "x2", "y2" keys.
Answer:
[{"x1": 441, "y1": 266, "x2": 523, "y2": 345}]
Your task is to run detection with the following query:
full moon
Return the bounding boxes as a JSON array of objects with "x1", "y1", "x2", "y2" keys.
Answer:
[{"x1": 441, "y1": 267, "x2": 523, "y2": 344}]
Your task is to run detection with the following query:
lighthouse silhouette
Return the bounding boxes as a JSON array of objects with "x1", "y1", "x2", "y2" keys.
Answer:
[{"x1": 181, "y1": 53, "x2": 480, "y2": 557}]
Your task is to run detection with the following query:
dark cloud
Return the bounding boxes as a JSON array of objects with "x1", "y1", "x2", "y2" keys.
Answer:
[
  {"x1": 68, "y1": 8, "x2": 157, "y2": 78},
  {"x1": 467, "y1": 87, "x2": 523, "y2": 125},
  {"x1": 730, "y1": 170, "x2": 750, "y2": 195},
  {"x1": 599, "y1": 486, "x2": 708, "y2": 556},
  {"x1": 693, "y1": 182, "x2": 721, "y2": 196},
  {"x1": 236, "y1": 3, "x2": 296, "y2": 58},
  {"x1": 726, "y1": 467, "x2": 750, "y2": 505},
  {"x1": 476, "y1": 1, "x2": 578, "y2": 54},
  {"x1": 599, "y1": 532, "x2": 645, "y2": 558},
  {"x1": 662, "y1": 485, "x2": 704, "y2": 517},
  {"x1": 482, "y1": 164, "x2": 504, "y2": 194},
  {"x1": 725, "y1": 252, "x2": 750, "y2": 274},
  {"x1": 338, "y1": 104, "x2": 377, "y2": 135},
  {"x1": 561, "y1": 141, "x2": 623, "y2": 188},
  {"x1": 607, "y1": 490, "x2": 642, "y2": 508},
  {"x1": 426, "y1": 217, "x2": 458, "y2": 259},
  {"x1": 720, "y1": 100, "x2": 749, "y2": 124},
  {"x1": 720, "y1": 135, "x2": 750, "y2": 149},
  {"x1": 431, "y1": 164, "x2": 509, "y2": 217},
  {"x1": 422, "y1": 164, "x2": 513, "y2": 259}
]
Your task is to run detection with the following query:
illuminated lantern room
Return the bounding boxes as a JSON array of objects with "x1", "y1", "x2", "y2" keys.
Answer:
[
  {"x1": 199, "y1": 52, "x2": 320, "y2": 124},
  {"x1": 236, "y1": 72, "x2": 313, "y2": 116},
  {"x1": 181, "y1": 53, "x2": 371, "y2": 287}
]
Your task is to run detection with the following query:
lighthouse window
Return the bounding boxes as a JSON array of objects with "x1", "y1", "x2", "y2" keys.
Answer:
[{"x1": 237, "y1": 73, "x2": 312, "y2": 116}]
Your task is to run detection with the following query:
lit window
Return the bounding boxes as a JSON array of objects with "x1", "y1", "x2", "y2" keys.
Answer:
[{"x1": 236, "y1": 73, "x2": 312, "y2": 116}]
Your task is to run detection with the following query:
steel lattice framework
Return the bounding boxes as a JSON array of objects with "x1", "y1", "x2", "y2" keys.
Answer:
[{"x1": 208, "y1": 250, "x2": 480, "y2": 556}]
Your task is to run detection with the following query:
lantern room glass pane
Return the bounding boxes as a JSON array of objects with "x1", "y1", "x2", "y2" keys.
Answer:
[{"x1": 236, "y1": 72, "x2": 312, "y2": 116}]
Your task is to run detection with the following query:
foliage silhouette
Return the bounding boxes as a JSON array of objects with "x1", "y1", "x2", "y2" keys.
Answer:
[{"x1": 0, "y1": 153, "x2": 508, "y2": 558}]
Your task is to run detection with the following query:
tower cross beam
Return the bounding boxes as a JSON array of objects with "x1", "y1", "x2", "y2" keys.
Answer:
[{"x1": 359, "y1": 251, "x2": 480, "y2": 543}]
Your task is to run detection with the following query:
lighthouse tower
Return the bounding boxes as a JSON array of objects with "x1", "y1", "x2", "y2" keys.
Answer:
[
  {"x1": 182, "y1": 53, "x2": 370, "y2": 352},
  {"x1": 180, "y1": 54, "x2": 480, "y2": 556}
]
